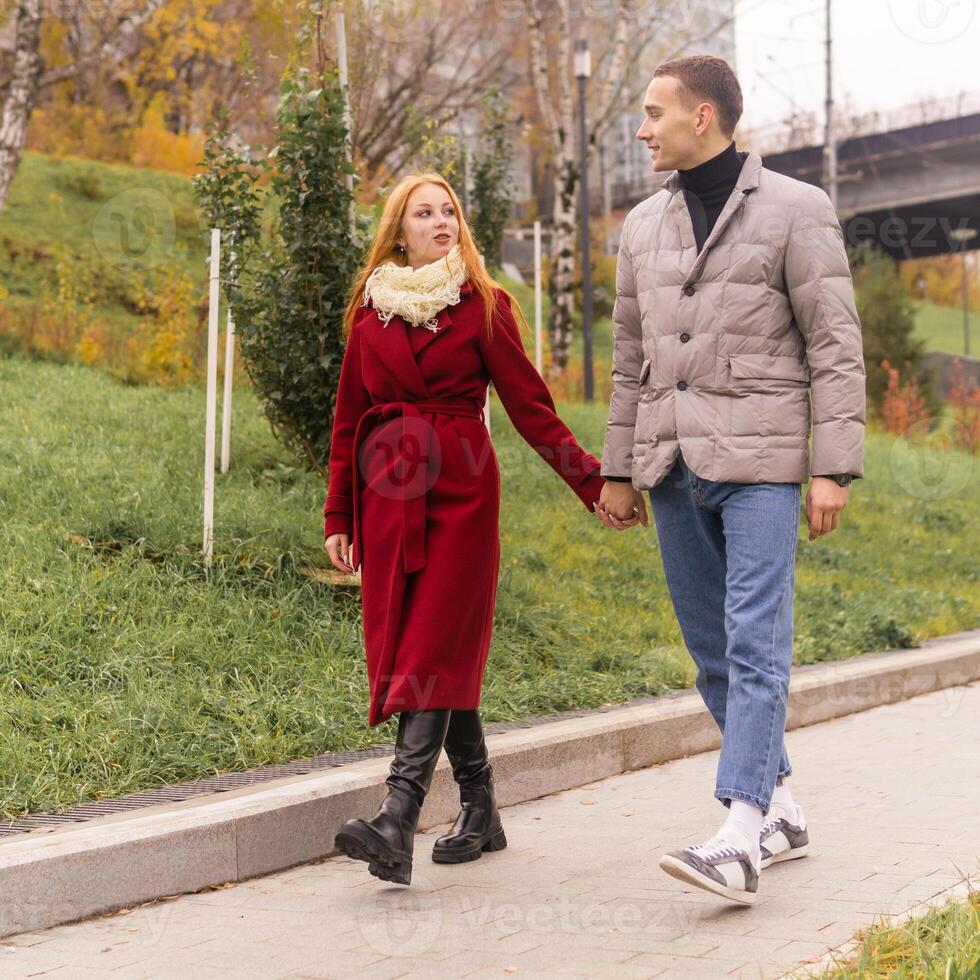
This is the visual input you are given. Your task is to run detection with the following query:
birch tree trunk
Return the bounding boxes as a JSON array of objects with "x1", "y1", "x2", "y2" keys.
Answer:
[
  {"x1": 0, "y1": 0, "x2": 43, "y2": 210},
  {"x1": 523, "y1": 0, "x2": 719, "y2": 378},
  {"x1": 0, "y1": 0, "x2": 167, "y2": 211},
  {"x1": 525, "y1": 0, "x2": 577, "y2": 377},
  {"x1": 524, "y1": 0, "x2": 633, "y2": 378}
]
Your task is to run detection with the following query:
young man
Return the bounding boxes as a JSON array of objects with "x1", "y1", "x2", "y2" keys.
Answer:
[{"x1": 595, "y1": 55, "x2": 866, "y2": 905}]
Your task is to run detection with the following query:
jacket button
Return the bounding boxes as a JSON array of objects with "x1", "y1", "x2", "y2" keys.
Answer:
[
  {"x1": 682, "y1": 284, "x2": 696, "y2": 296},
  {"x1": 676, "y1": 380, "x2": 688, "y2": 391},
  {"x1": 680, "y1": 332, "x2": 691, "y2": 343}
]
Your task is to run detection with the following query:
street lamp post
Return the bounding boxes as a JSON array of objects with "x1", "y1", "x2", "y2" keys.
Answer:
[
  {"x1": 574, "y1": 38, "x2": 594, "y2": 402},
  {"x1": 950, "y1": 228, "x2": 977, "y2": 357}
]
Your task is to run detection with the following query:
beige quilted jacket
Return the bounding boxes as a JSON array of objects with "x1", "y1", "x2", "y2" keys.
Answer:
[{"x1": 601, "y1": 149, "x2": 866, "y2": 489}]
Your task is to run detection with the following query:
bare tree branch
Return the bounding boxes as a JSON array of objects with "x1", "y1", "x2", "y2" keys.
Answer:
[
  {"x1": 37, "y1": 0, "x2": 168, "y2": 90},
  {"x1": 0, "y1": 0, "x2": 170, "y2": 209},
  {"x1": 341, "y1": 0, "x2": 521, "y2": 185}
]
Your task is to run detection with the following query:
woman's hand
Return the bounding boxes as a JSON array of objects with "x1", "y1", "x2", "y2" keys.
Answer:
[
  {"x1": 594, "y1": 481, "x2": 649, "y2": 530},
  {"x1": 325, "y1": 533, "x2": 355, "y2": 574}
]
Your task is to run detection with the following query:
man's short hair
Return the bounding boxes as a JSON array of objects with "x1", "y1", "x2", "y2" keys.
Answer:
[{"x1": 653, "y1": 54, "x2": 743, "y2": 137}]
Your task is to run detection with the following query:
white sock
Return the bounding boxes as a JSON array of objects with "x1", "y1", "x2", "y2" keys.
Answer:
[
  {"x1": 720, "y1": 801, "x2": 763, "y2": 863},
  {"x1": 771, "y1": 780, "x2": 799, "y2": 823}
]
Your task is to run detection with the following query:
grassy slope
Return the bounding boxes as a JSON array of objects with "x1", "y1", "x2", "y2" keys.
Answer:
[
  {"x1": 913, "y1": 298, "x2": 980, "y2": 357},
  {"x1": 0, "y1": 353, "x2": 977, "y2": 818},
  {"x1": 0, "y1": 151, "x2": 205, "y2": 327},
  {"x1": 0, "y1": 151, "x2": 977, "y2": 817}
]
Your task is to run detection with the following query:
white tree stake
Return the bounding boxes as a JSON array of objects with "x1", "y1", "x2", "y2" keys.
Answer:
[
  {"x1": 220, "y1": 305, "x2": 235, "y2": 473},
  {"x1": 203, "y1": 228, "x2": 221, "y2": 566},
  {"x1": 220, "y1": 250, "x2": 236, "y2": 474}
]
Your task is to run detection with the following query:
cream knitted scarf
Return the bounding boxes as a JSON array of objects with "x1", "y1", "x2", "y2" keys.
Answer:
[{"x1": 362, "y1": 244, "x2": 469, "y2": 332}]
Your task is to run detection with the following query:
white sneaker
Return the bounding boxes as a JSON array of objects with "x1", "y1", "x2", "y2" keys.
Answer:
[
  {"x1": 659, "y1": 830, "x2": 760, "y2": 905},
  {"x1": 759, "y1": 801, "x2": 810, "y2": 869}
]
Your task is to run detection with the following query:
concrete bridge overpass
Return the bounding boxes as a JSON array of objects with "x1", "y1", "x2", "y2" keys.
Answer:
[
  {"x1": 610, "y1": 102, "x2": 980, "y2": 263},
  {"x1": 762, "y1": 109, "x2": 980, "y2": 262}
]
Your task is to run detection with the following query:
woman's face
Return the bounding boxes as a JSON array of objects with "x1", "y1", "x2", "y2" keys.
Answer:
[{"x1": 398, "y1": 183, "x2": 460, "y2": 269}]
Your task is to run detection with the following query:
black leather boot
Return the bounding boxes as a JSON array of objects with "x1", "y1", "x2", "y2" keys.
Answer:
[
  {"x1": 334, "y1": 708, "x2": 451, "y2": 885},
  {"x1": 432, "y1": 709, "x2": 507, "y2": 864}
]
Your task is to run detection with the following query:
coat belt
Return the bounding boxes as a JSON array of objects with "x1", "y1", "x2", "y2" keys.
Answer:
[{"x1": 350, "y1": 397, "x2": 485, "y2": 573}]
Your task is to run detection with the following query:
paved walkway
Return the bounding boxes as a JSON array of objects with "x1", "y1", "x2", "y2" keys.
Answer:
[{"x1": 4, "y1": 682, "x2": 978, "y2": 979}]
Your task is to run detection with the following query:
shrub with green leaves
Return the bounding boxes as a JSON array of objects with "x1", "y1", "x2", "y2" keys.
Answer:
[
  {"x1": 470, "y1": 85, "x2": 515, "y2": 272},
  {"x1": 850, "y1": 241, "x2": 943, "y2": 423},
  {"x1": 193, "y1": 66, "x2": 365, "y2": 479}
]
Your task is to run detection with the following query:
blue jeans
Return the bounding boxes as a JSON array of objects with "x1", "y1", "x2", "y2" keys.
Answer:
[{"x1": 647, "y1": 451, "x2": 801, "y2": 816}]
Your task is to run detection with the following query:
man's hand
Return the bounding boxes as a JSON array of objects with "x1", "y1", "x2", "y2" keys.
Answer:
[
  {"x1": 805, "y1": 477, "x2": 849, "y2": 541},
  {"x1": 594, "y1": 480, "x2": 649, "y2": 530}
]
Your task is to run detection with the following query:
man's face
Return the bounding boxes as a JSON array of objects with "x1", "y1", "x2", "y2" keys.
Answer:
[{"x1": 635, "y1": 75, "x2": 702, "y2": 172}]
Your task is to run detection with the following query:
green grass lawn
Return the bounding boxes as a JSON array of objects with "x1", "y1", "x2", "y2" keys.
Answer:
[
  {"x1": 799, "y1": 881, "x2": 979, "y2": 979},
  {"x1": 1, "y1": 150, "x2": 977, "y2": 819},
  {"x1": 0, "y1": 151, "x2": 206, "y2": 328},
  {"x1": 913, "y1": 298, "x2": 980, "y2": 357},
  {"x1": 0, "y1": 352, "x2": 977, "y2": 820}
]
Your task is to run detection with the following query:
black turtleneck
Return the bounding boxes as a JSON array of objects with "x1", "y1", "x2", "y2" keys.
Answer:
[
  {"x1": 601, "y1": 140, "x2": 746, "y2": 485},
  {"x1": 679, "y1": 139, "x2": 744, "y2": 252}
]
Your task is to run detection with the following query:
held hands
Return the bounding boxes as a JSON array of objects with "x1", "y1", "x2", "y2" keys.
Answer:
[
  {"x1": 594, "y1": 476, "x2": 849, "y2": 538},
  {"x1": 325, "y1": 533, "x2": 355, "y2": 574},
  {"x1": 805, "y1": 477, "x2": 850, "y2": 541},
  {"x1": 325, "y1": 483, "x2": 652, "y2": 570},
  {"x1": 593, "y1": 480, "x2": 649, "y2": 531}
]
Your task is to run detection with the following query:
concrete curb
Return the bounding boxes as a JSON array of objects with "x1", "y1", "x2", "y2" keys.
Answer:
[{"x1": 2, "y1": 630, "x2": 978, "y2": 939}]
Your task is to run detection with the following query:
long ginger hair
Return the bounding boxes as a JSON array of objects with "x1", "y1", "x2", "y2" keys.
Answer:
[{"x1": 342, "y1": 172, "x2": 530, "y2": 341}]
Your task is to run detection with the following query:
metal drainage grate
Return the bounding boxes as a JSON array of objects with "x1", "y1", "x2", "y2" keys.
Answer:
[
  {"x1": 0, "y1": 742, "x2": 397, "y2": 840},
  {"x1": 0, "y1": 692, "x2": 679, "y2": 841}
]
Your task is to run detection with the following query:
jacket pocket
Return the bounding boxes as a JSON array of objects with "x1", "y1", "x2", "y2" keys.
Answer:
[
  {"x1": 728, "y1": 353, "x2": 810, "y2": 383},
  {"x1": 638, "y1": 358, "x2": 651, "y2": 386}
]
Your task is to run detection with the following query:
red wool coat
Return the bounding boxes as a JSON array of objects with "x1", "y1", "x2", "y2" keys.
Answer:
[{"x1": 324, "y1": 280, "x2": 604, "y2": 726}]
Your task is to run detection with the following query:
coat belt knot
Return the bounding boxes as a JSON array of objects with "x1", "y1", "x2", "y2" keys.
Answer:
[{"x1": 350, "y1": 397, "x2": 485, "y2": 573}]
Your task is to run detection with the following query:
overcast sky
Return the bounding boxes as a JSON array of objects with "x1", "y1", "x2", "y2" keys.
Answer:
[{"x1": 734, "y1": 0, "x2": 979, "y2": 132}]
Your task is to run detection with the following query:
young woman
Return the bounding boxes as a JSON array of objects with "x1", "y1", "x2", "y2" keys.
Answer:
[{"x1": 324, "y1": 172, "x2": 609, "y2": 886}]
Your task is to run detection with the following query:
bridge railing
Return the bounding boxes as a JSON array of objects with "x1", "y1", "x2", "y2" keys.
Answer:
[{"x1": 746, "y1": 90, "x2": 980, "y2": 156}]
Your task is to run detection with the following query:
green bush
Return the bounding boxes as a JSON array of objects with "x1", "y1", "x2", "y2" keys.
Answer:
[
  {"x1": 851, "y1": 242, "x2": 943, "y2": 422},
  {"x1": 193, "y1": 66, "x2": 365, "y2": 479}
]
